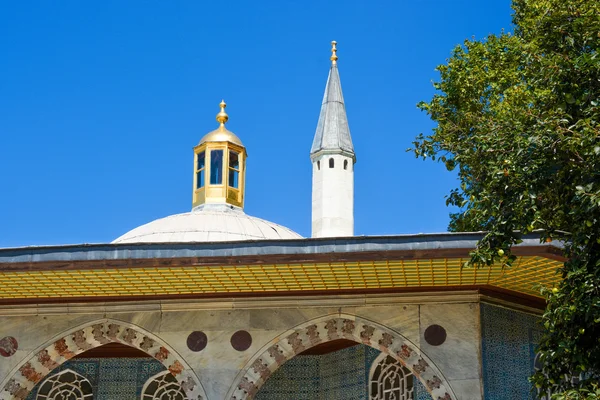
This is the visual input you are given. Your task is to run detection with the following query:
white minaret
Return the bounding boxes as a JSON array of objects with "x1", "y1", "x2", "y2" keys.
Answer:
[{"x1": 310, "y1": 41, "x2": 356, "y2": 238}]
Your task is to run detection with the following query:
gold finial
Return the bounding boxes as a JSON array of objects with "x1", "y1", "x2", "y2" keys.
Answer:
[
  {"x1": 330, "y1": 41, "x2": 338, "y2": 65},
  {"x1": 216, "y1": 100, "x2": 228, "y2": 126}
]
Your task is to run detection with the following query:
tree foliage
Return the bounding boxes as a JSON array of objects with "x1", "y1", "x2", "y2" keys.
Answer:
[
  {"x1": 552, "y1": 385, "x2": 600, "y2": 400},
  {"x1": 412, "y1": 0, "x2": 600, "y2": 396}
]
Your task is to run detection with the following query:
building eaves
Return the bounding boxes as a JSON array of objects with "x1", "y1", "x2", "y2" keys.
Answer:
[{"x1": 0, "y1": 233, "x2": 563, "y2": 266}]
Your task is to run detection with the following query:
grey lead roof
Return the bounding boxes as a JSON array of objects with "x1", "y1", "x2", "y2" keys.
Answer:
[
  {"x1": 310, "y1": 64, "x2": 355, "y2": 156},
  {"x1": 0, "y1": 232, "x2": 560, "y2": 264}
]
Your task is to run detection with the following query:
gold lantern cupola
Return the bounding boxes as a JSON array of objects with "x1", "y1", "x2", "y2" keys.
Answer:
[{"x1": 193, "y1": 100, "x2": 247, "y2": 210}]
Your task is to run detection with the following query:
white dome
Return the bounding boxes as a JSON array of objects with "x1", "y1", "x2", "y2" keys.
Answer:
[{"x1": 112, "y1": 206, "x2": 302, "y2": 244}]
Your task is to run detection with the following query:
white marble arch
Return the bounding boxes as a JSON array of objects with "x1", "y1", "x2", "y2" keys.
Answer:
[
  {"x1": 226, "y1": 313, "x2": 456, "y2": 400},
  {"x1": 0, "y1": 318, "x2": 206, "y2": 400}
]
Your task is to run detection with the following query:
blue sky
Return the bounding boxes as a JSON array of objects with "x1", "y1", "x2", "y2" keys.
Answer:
[{"x1": 0, "y1": 1, "x2": 513, "y2": 247}]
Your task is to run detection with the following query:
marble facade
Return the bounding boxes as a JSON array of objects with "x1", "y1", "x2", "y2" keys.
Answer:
[{"x1": 0, "y1": 291, "x2": 541, "y2": 400}]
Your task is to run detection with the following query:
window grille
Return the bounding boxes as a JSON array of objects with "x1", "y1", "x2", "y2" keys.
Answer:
[
  {"x1": 532, "y1": 353, "x2": 591, "y2": 400},
  {"x1": 36, "y1": 369, "x2": 93, "y2": 400},
  {"x1": 369, "y1": 353, "x2": 414, "y2": 400},
  {"x1": 141, "y1": 371, "x2": 186, "y2": 400}
]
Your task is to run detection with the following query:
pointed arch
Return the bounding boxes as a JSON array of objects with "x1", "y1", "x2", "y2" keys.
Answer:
[
  {"x1": 0, "y1": 319, "x2": 206, "y2": 400},
  {"x1": 226, "y1": 314, "x2": 456, "y2": 400}
]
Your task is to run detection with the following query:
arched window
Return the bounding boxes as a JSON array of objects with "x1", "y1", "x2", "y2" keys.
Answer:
[
  {"x1": 36, "y1": 369, "x2": 93, "y2": 400},
  {"x1": 369, "y1": 353, "x2": 414, "y2": 400},
  {"x1": 343, "y1": 160, "x2": 348, "y2": 170},
  {"x1": 317, "y1": 161, "x2": 320, "y2": 170},
  {"x1": 141, "y1": 371, "x2": 186, "y2": 400},
  {"x1": 329, "y1": 158, "x2": 334, "y2": 168}
]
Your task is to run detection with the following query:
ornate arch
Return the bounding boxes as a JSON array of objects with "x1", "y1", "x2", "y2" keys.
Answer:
[
  {"x1": 227, "y1": 314, "x2": 456, "y2": 400},
  {"x1": 0, "y1": 319, "x2": 206, "y2": 400}
]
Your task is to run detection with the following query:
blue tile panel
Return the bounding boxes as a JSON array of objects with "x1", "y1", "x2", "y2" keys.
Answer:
[
  {"x1": 319, "y1": 345, "x2": 371, "y2": 400},
  {"x1": 25, "y1": 348, "x2": 435, "y2": 399},
  {"x1": 481, "y1": 303, "x2": 543, "y2": 400},
  {"x1": 414, "y1": 379, "x2": 432, "y2": 400},
  {"x1": 26, "y1": 358, "x2": 165, "y2": 400},
  {"x1": 256, "y1": 344, "x2": 432, "y2": 400}
]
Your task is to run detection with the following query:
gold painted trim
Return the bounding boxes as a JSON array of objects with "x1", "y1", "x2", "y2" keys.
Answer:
[
  {"x1": 0, "y1": 257, "x2": 560, "y2": 300},
  {"x1": 192, "y1": 142, "x2": 246, "y2": 208}
]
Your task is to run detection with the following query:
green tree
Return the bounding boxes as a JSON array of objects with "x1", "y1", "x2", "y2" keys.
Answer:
[
  {"x1": 411, "y1": 0, "x2": 600, "y2": 396},
  {"x1": 552, "y1": 385, "x2": 600, "y2": 400}
]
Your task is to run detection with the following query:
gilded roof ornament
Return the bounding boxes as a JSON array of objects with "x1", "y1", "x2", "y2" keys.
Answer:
[
  {"x1": 198, "y1": 100, "x2": 243, "y2": 146},
  {"x1": 216, "y1": 100, "x2": 228, "y2": 126},
  {"x1": 330, "y1": 41, "x2": 338, "y2": 65}
]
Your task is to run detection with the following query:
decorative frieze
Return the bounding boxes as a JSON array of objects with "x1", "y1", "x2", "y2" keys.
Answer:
[
  {"x1": 230, "y1": 315, "x2": 456, "y2": 400},
  {"x1": 0, "y1": 320, "x2": 206, "y2": 400}
]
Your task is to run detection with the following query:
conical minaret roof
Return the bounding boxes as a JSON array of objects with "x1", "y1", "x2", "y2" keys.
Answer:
[{"x1": 310, "y1": 41, "x2": 355, "y2": 159}]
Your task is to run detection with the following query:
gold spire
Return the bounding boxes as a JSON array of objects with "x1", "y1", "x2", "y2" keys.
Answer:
[
  {"x1": 216, "y1": 100, "x2": 228, "y2": 126},
  {"x1": 330, "y1": 41, "x2": 338, "y2": 65}
]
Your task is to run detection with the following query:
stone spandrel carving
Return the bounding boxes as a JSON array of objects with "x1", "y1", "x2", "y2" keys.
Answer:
[
  {"x1": 370, "y1": 354, "x2": 414, "y2": 400},
  {"x1": 141, "y1": 371, "x2": 188, "y2": 400},
  {"x1": 35, "y1": 369, "x2": 93, "y2": 400}
]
